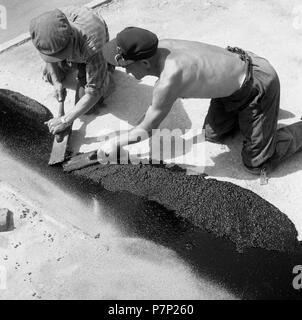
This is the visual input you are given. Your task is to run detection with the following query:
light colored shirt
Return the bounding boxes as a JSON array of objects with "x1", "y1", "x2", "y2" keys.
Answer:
[{"x1": 62, "y1": 6, "x2": 109, "y2": 97}]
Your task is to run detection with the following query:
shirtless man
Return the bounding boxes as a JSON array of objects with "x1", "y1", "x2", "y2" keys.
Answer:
[{"x1": 99, "y1": 26, "x2": 302, "y2": 173}]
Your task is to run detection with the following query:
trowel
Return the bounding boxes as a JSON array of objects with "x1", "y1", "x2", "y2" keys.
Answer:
[
  {"x1": 48, "y1": 94, "x2": 72, "y2": 165},
  {"x1": 63, "y1": 150, "x2": 99, "y2": 172},
  {"x1": 63, "y1": 110, "x2": 147, "y2": 172}
]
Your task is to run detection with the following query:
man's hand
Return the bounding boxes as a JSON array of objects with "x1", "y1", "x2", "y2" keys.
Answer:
[
  {"x1": 53, "y1": 82, "x2": 67, "y2": 102},
  {"x1": 45, "y1": 117, "x2": 71, "y2": 135}
]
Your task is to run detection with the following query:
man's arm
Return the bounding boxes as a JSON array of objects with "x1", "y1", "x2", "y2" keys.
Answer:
[
  {"x1": 45, "y1": 63, "x2": 66, "y2": 102},
  {"x1": 65, "y1": 52, "x2": 109, "y2": 120},
  {"x1": 46, "y1": 91, "x2": 102, "y2": 134},
  {"x1": 116, "y1": 71, "x2": 181, "y2": 148},
  {"x1": 46, "y1": 62, "x2": 61, "y2": 84},
  {"x1": 66, "y1": 92, "x2": 101, "y2": 120},
  {"x1": 97, "y1": 73, "x2": 180, "y2": 162},
  {"x1": 47, "y1": 53, "x2": 108, "y2": 134}
]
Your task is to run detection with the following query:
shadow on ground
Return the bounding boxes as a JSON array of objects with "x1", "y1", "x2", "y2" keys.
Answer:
[
  {"x1": 70, "y1": 70, "x2": 192, "y2": 155},
  {"x1": 98, "y1": 194, "x2": 302, "y2": 300}
]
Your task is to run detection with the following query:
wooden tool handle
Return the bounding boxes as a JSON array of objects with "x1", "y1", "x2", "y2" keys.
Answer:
[
  {"x1": 58, "y1": 101, "x2": 65, "y2": 117},
  {"x1": 55, "y1": 101, "x2": 65, "y2": 143}
]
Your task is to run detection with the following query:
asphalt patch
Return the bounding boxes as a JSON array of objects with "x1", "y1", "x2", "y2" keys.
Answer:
[{"x1": 0, "y1": 89, "x2": 299, "y2": 253}]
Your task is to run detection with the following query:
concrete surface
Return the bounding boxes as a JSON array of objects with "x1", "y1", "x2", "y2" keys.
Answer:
[
  {"x1": 0, "y1": 0, "x2": 302, "y2": 300},
  {"x1": 0, "y1": 0, "x2": 111, "y2": 52},
  {"x1": 0, "y1": 0, "x2": 88, "y2": 44},
  {"x1": 1, "y1": 181, "x2": 232, "y2": 300}
]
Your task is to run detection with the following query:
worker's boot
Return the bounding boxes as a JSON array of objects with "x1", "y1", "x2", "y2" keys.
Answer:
[{"x1": 243, "y1": 162, "x2": 271, "y2": 175}]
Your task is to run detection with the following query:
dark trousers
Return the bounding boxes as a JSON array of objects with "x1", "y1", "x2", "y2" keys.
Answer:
[{"x1": 204, "y1": 48, "x2": 302, "y2": 169}]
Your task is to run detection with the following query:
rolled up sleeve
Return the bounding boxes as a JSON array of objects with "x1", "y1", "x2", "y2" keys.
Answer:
[{"x1": 84, "y1": 53, "x2": 109, "y2": 97}]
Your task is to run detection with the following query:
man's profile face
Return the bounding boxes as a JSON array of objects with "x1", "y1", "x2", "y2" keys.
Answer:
[{"x1": 125, "y1": 61, "x2": 147, "y2": 80}]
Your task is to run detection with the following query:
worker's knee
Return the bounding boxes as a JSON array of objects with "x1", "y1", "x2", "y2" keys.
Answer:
[
  {"x1": 204, "y1": 131, "x2": 225, "y2": 143},
  {"x1": 204, "y1": 124, "x2": 233, "y2": 143}
]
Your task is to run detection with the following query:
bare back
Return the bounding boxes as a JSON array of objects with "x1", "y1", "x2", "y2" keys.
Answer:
[{"x1": 158, "y1": 39, "x2": 247, "y2": 99}]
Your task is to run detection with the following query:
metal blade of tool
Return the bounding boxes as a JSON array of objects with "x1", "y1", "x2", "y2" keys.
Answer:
[
  {"x1": 48, "y1": 85, "x2": 83, "y2": 166},
  {"x1": 48, "y1": 126, "x2": 72, "y2": 165},
  {"x1": 63, "y1": 150, "x2": 99, "y2": 172}
]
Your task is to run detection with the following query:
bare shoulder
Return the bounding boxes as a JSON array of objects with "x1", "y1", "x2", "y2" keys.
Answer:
[
  {"x1": 150, "y1": 50, "x2": 184, "y2": 107},
  {"x1": 155, "y1": 39, "x2": 202, "y2": 97},
  {"x1": 154, "y1": 58, "x2": 182, "y2": 101},
  {"x1": 157, "y1": 42, "x2": 186, "y2": 89}
]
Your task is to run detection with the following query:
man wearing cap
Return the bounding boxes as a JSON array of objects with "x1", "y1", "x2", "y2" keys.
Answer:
[
  {"x1": 98, "y1": 26, "x2": 302, "y2": 174},
  {"x1": 30, "y1": 6, "x2": 112, "y2": 135}
]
